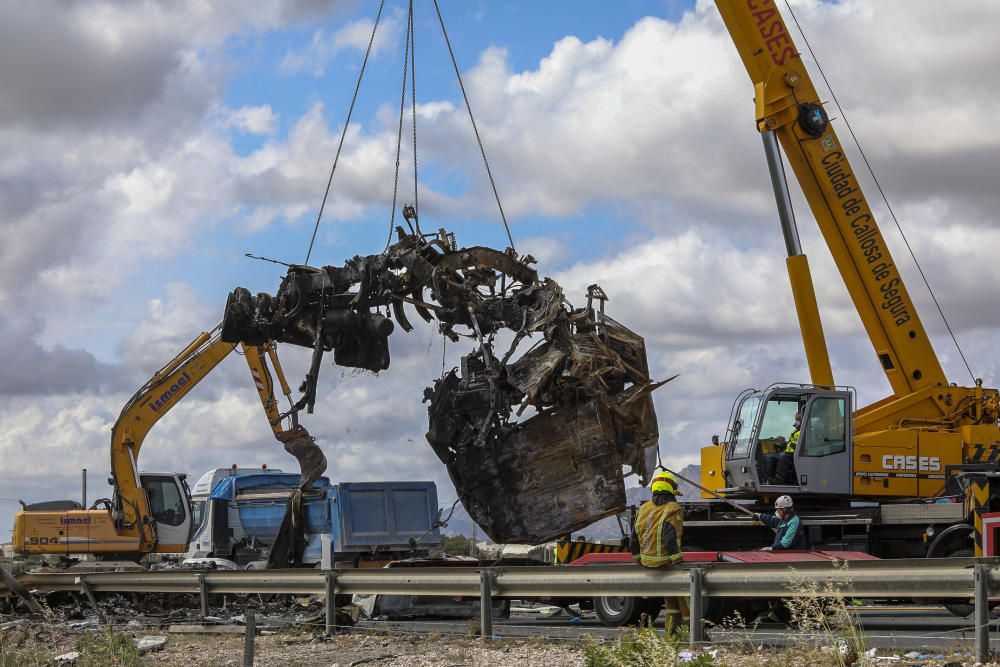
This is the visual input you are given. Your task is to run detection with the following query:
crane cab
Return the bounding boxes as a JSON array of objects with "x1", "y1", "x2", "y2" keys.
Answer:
[{"x1": 711, "y1": 384, "x2": 854, "y2": 497}]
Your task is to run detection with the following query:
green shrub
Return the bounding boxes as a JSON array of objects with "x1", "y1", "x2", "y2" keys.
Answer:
[
  {"x1": 75, "y1": 625, "x2": 140, "y2": 667},
  {"x1": 584, "y1": 620, "x2": 714, "y2": 667},
  {"x1": 0, "y1": 627, "x2": 45, "y2": 667}
]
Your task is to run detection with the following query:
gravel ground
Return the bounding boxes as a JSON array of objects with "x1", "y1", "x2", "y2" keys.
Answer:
[
  {"x1": 148, "y1": 631, "x2": 588, "y2": 666},
  {"x1": 2, "y1": 621, "x2": 997, "y2": 666},
  {"x1": 1, "y1": 624, "x2": 588, "y2": 666}
]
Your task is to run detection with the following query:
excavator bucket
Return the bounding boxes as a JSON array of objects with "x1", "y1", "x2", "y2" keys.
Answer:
[
  {"x1": 277, "y1": 425, "x2": 327, "y2": 490},
  {"x1": 268, "y1": 425, "x2": 327, "y2": 568}
]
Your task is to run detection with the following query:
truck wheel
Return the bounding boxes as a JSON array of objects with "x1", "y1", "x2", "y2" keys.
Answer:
[
  {"x1": 943, "y1": 548, "x2": 974, "y2": 618},
  {"x1": 641, "y1": 599, "x2": 663, "y2": 622},
  {"x1": 703, "y1": 597, "x2": 740, "y2": 624},
  {"x1": 594, "y1": 596, "x2": 645, "y2": 627}
]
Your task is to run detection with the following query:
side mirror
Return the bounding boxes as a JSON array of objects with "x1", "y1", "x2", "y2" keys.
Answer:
[{"x1": 712, "y1": 435, "x2": 720, "y2": 446}]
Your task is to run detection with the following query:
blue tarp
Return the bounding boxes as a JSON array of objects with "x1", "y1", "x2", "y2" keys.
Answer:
[{"x1": 209, "y1": 474, "x2": 330, "y2": 501}]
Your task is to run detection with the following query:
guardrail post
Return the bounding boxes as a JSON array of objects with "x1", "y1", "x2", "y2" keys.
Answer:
[
  {"x1": 78, "y1": 576, "x2": 103, "y2": 621},
  {"x1": 325, "y1": 572, "x2": 338, "y2": 637},
  {"x1": 480, "y1": 570, "x2": 494, "y2": 639},
  {"x1": 689, "y1": 567, "x2": 705, "y2": 646},
  {"x1": 243, "y1": 608, "x2": 255, "y2": 667},
  {"x1": 0, "y1": 565, "x2": 43, "y2": 615},
  {"x1": 975, "y1": 563, "x2": 990, "y2": 663},
  {"x1": 198, "y1": 573, "x2": 209, "y2": 619}
]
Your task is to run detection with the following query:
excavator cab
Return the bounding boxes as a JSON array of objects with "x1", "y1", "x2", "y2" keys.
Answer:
[
  {"x1": 139, "y1": 473, "x2": 193, "y2": 552},
  {"x1": 720, "y1": 384, "x2": 854, "y2": 496}
]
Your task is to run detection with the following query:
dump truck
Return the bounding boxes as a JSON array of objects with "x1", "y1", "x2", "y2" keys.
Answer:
[{"x1": 185, "y1": 468, "x2": 441, "y2": 567}]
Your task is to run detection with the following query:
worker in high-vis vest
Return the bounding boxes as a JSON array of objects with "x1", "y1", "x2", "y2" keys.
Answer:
[
  {"x1": 764, "y1": 411, "x2": 801, "y2": 484},
  {"x1": 629, "y1": 470, "x2": 688, "y2": 631},
  {"x1": 774, "y1": 413, "x2": 802, "y2": 484}
]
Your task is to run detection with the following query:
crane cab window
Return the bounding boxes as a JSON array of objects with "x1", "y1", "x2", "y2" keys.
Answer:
[
  {"x1": 800, "y1": 397, "x2": 847, "y2": 457},
  {"x1": 756, "y1": 397, "x2": 802, "y2": 455},
  {"x1": 759, "y1": 398, "x2": 801, "y2": 439},
  {"x1": 730, "y1": 394, "x2": 762, "y2": 458},
  {"x1": 144, "y1": 478, "x2": 186, "y2": 527}
]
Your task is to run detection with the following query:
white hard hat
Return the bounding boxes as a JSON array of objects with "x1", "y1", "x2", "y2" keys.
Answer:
[{"x1": 775, "y1": 495, "x2": 794, "y2": 509}]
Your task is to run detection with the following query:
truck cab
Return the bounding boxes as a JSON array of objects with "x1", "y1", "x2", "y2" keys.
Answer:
[{"x1": 712, "y1": 384, "x2": 854, "y2": 497}]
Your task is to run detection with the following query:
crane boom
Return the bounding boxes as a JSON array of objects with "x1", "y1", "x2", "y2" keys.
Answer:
[
  {"x1": 716, "y1": 0, "x2": 946, "y2": 398},
  {"x1": 702, "y1": 0, "x2": 1000, "y2": 510}
]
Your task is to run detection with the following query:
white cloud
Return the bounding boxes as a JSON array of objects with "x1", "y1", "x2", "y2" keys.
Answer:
[
  {"x1": 280, "y1": 12, "x2": 402, "y2": 77},
  {"x1": 118, "y1": 283, "x2": 215, "y2": 371},
  {"x1": 3, "y1": 1, "x2": 1000, "y2": 538},
  {"x1": 221, "y1": 105, "x2": 278, "y2": 135}
]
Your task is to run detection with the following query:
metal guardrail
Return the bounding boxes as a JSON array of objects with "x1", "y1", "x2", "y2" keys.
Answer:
[{"x1": 3, "y1": 558, "x2": 999, "y2": 661}]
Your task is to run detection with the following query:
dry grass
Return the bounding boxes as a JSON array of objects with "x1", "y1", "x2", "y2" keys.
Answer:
[
  {"x1": 0, "y1": 626, "x2": 46, "y2": 667},
  {"x1": 711, "y1": 562, "x2": 868, "y2": 667},
  {"x1": 74, "y1": 625, "x2": 140, "y2": 667},
  {"x1": 584, "y1": 619, "x2": 715, "y2": 667}
]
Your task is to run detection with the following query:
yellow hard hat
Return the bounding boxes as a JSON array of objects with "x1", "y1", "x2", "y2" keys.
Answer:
[{"x1": 651, "y1": 471, "x2": 681, "y2": 496}]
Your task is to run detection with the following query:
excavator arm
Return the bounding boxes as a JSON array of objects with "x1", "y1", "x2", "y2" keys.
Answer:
[{"x1": 109, "y1": 325, "x2": 321, "y2": 553}]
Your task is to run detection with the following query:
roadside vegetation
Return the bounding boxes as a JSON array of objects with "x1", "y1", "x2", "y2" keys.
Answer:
[
  {"x1": 585, "y1": 619, "x2": 715, "y2": 667},
  {"x1": 1, "y1": 624, "x2": 140, "y2": 667},
  {"x1": 441, "y1": 534, "x2": 482, "y2": 558},
  {"x1": 587, "y1": 565, "x2": 871, "y2": 667},
  {"x1": 75, "y1": 625, "x2": 140, "y2": 667}
]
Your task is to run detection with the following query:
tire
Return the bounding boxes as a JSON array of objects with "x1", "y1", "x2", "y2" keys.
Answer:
[
  {"x1": 703, "y1": 597, "x2": 741, "y2": 625},
  {"x1": 943, "y1": 548, "x2": 975, "y2": 617},
  {"x1": 594, "y1": 596, "x2": 646, "y2": 627},
  {"x1": 641, "y1": 599, "x2": 663, "y2": 622},
  {"x1": 721, "y1": 599, "x2": 771, "y2": 625}
]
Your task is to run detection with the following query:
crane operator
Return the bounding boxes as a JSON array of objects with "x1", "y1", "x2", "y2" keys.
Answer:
[
  {"x1": 764, "y1": 412, "x2": 801, "y2": 484},
  {"x1": 630, "y1": 470, "x2": 689, "y2": 631}
]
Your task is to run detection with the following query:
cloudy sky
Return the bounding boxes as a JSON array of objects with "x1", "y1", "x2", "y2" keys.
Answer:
[{"x1": 2, "y1": 0, "x2": 999, "y2": 541}]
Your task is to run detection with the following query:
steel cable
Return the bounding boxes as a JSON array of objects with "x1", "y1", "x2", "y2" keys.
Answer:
[
  {"x1": 432, "y1": 0, "x2": 515, "y2": 252},
  {"x1": 386, "y1": 2, "x2": 415, "y2": 251},
  {"x1": 305, "y1": 0, "x2": 386, "y2": 265},
  {"x1": 783, "y1": 0, "x2": 977, "y2": 384},
  {"x1": 409, "y1": 0, "x2": 420, "y2": 233}
]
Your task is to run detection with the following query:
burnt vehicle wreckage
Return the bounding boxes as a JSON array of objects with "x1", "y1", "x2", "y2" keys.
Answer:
[
  {"x1": 215, "y1": 2, "x2": 667, "y2": 551},
  {"x1": 222, "y1": 221, "x2": 668, "y2": 545}
]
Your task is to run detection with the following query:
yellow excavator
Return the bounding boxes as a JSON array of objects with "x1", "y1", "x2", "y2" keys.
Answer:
[
  {"x1": 689, "y1": 1, "x2": 1000, "y2": 560},
  {"x1": 13, "y1": 322, "x2": 323, "y2": 559}
]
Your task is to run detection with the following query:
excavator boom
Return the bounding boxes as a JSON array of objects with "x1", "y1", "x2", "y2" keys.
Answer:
[{"x1": 13, "y1": 327, "x2": 323, "y2": 557}]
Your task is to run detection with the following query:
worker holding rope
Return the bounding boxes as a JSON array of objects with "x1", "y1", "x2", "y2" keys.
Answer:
[{"x1": 630, "y1": 470, "x2": 689, "y2": 632}]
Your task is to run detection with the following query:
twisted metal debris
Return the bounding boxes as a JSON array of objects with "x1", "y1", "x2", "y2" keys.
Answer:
[{"x1": 223, "y1": 225, "x2": 665, "y2": 543}]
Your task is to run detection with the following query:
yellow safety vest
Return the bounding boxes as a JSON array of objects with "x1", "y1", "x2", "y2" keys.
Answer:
[
  {"x1": 785, "y1": 428, "x2": 800, "y2": 453},
  {"x1": 634, "y1": 499, "x2": 683, "y2": 568}
]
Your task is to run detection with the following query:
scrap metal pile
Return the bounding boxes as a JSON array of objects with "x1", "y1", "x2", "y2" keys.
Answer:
[{"x1": 222, "y1": 225, "x2": 664, "y2": 543}]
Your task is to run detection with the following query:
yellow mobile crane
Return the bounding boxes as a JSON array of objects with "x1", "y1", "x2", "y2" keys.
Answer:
[
  {"x1": 689, "y1": 1, "x2": 1000, "y2": 561},
  {"x1": 13, "y1": 323, "x2": 318, "y2": 558}
]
